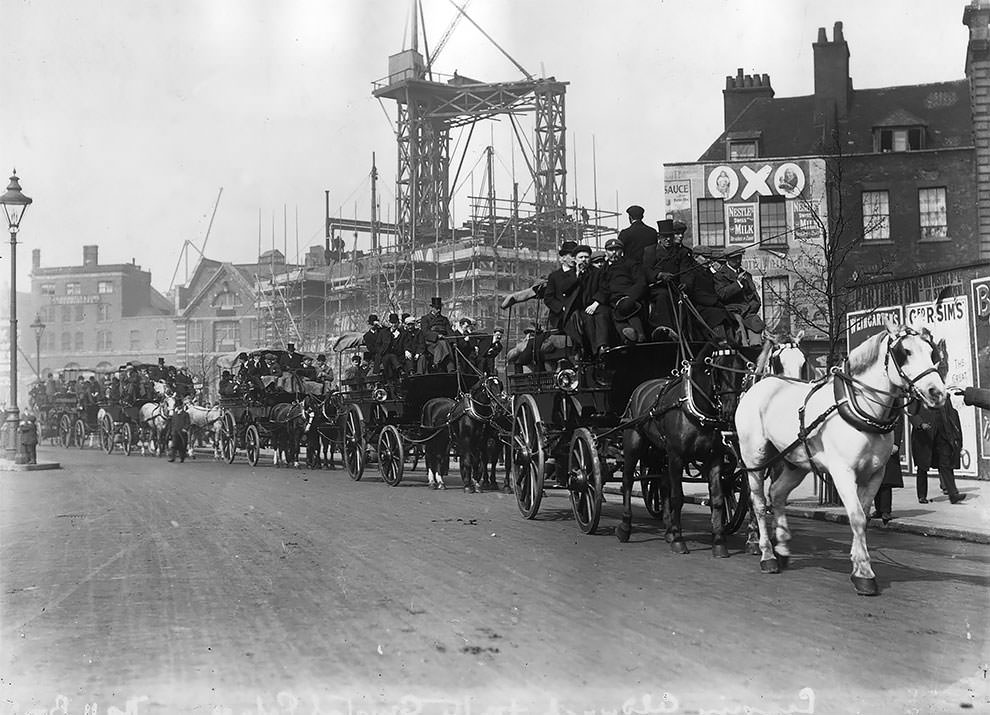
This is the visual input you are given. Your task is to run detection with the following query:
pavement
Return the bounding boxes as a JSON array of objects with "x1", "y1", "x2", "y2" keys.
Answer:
[{"x1": 608, "y1": 472, "x2": 990, "y2": 544}]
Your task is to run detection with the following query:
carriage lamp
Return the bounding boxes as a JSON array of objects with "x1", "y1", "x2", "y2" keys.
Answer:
[
  {"x1": 554, "y1": 367, "x2": 579, "y2": 392},
  {"x1": 0, "y1": 171, "x2": 32, "y2": 463},
  {"x1": 30, "y1": 315, "x2": 45, "y2": 383},
  {"x1": 372, "y1": 387, "x2": 389, "y2": 402}
]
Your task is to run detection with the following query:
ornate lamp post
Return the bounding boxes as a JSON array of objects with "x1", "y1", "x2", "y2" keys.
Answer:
[
  {"x1": 0, "y1": 171, "x2": 32, "y2": 462},
  {"x1": 30, "y1": 315, "x2": 45, "y2": 383}
]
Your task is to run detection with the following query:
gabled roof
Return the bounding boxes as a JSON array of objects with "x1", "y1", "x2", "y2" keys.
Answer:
[
  {"x1": 698, "y1": 78, "x2": 972, "y2": 162},
  {"x1": 180, "y1": 261, "x2": 257, "y2": 318}
]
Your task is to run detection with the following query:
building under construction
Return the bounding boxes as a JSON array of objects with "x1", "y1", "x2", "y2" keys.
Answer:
[{"x1": 257, "y1": 1, "x2": 618, "y2": 351}]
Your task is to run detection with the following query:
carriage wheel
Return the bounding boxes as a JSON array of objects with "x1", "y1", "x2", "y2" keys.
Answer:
[
  {"x1": 641, "y1": 479, "x2": 664, "y2": 520},
  {"x1": 568, "y1": 427, "x2": 604, "y2": 534},
  {"x1": 511, "y1": 394, "x2": 545, "y2": 519},
  {"x1": 342, "y1": 404, "x2": 366, "y2": 481},
  {"x1": 245, "y1": 424, "x2": 261, "y2": 467},
  {"x1": 720, "y1": 466, "x2": 751, "y2": 535},
  {"x1": 220, "y1": 410, "x2": 236, "y2": 464},
  {"x1": 377, "y1": 424, "x2": 404, "y2": 487},
  {"x1": 74, "y1": 419, "x2": 87, "y2": 449},
  {"x1": 99, "y1": 414, "x2": 114, "y2": 454},
  {"x1": 122, "y1": 422, "x2": 133, "y2": 457},
  {"x1": 59, "y1": 415, "x2": 73, "y2": 448}
]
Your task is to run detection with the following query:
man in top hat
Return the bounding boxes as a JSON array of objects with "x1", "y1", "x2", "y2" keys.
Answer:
[
  {"x1": 543, "y1": 240, "x2": 581, "y2": 333},
  {"x1": 281, "y1": 342, "x2": 304, "y2": 371},
  {"x1": 596, "y1": 237, "x2": 647, "y2": 343},
  {"x1": 218, "y1": 369, "x2": 238, "y2": 398},
  {"x1": 642, "y1": 218, "x2": 697, "y2": 340},
  {"x1": 420, "y1": 297, "x2": 453, "y2": 372},
  {"x1": 710, "y1": 248, "x2": 763, "y2": 345},
  {"x1": 617, "y1": 205, "x2": 658, "y2": 269}
]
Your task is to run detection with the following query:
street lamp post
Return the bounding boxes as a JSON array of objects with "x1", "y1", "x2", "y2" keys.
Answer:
[
  {"x1": 30, "y1": 315, "x2": 45, "y2": 384},
  {"x1": 0, "y1": 171, "x2": 32, "y2": 463}
]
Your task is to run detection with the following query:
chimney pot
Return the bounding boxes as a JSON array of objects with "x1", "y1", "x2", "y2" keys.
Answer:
[
  {"x1": 817, "y1": 27, "x2": 828, "y2": 43},
  {"x1": 834, "y1": 21, "x2": 844, "y2": 42},
  {"x1": 762, "y1": 73, "x2": 771, "y2": 86},
  {"x1": 31, "y1": 248, "x2": 40, "y2": 271},
  {"x1": 82, "y1": 245, "x2": 99, "y2": 267}
]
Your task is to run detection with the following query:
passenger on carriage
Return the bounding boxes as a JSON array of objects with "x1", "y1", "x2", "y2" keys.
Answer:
[
  {"x1": 598, "y1": 237, "x2": 647, "y2": 344},
  {"x1": 506, "y1": 322, "x2": 540, "y2": 374},
  {"x1": 218, "y1": 370, "x2": 238, "y2": 398},
  {"x1": 378, "y1": 313, "x2": 405, "y2": 381},
  {"x1": 570, "y1": 244, "x2": 611, "y2": 359},
  {"x1": 616, "y1": 205, "x2": 659, "y2": 268},
  {"x1": 451, "y1": 316, "x2": 478, "y2": 372},
  {"x1": 363, "y1": 314, "x2": 388, "y2": 376},
  {"x1": 281, "y1": 343, "x2": 304, "y2": 371},
  {"x1": 543, "y1": 240, "x2": 580, "y2": 334},
  {"x1": 477, "y1": 327, "x2": 503, "y2": 376},
  {"x1": 315, "y1": 354, "x2": 334, "y2": 384},
  {"x1": 107, "y1": 376, "x2": 121, "y2": 402},
  {"x1": 420, "y1": 297, "x2": 453, "y2": 372},
  {"x1": 401, "y1": 315, "x2": 427, "y2": 375},
  {"x1": 342, "y1": 354, "x2": 366, "y2": 391},
  {"x1": 45, "y1": 373, "x2": 57, "y2": 397},
  {"x1": 710, "y1": 249, "x2": 765, "y2": 346},
  {"x1": 680, "y1": 245, "x2": 736, "y2": 342},
  {"x1": 643, "y1": 219, "x2": 695, "y2": 341}
]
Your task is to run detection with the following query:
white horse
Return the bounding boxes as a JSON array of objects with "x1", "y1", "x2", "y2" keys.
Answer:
[
  {"x1": 735, "y1": 322, "x2": 946, "y2": 596},
  {"x1": 182, "y1": 399, "x2": 226, "y2": 459},
  {"x1": 137, "y1": 401, "x2": 172, "y2": 455}
]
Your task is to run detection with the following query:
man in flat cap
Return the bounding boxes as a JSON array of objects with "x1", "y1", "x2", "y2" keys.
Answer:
[
  {"x1": 617, "y1": 205, "x2": 659, "y2": 269},
  {"x1": 597, "y1": 237, "x2": 647, "y2": 343}
]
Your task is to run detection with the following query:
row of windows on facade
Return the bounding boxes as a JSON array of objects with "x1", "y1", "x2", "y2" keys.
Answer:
[
  {"x1": 37, "y1": 329, "x2": 169, "y2": 353},
  {"x1": 695, "y1": 187, "x2": 948, "y2": 247},
  {"x1": 39, "y1": 280, "x2": 114, "y2": 297},
  {"x1": 727, "y1": 127, "x2": 927, "y2": 160}
]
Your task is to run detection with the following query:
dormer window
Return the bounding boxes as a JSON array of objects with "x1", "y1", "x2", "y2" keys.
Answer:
[
  {"x1": 874, "y1": 127, "x2": 925, "y2": 152},
  {"x1": 728, "y1": 140, "x2": 758, "y2": 160}
]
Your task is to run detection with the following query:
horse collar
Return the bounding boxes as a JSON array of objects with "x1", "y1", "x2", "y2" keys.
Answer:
[{"x1": 832, "y1": 368, "x2": 902, "y2": 434}]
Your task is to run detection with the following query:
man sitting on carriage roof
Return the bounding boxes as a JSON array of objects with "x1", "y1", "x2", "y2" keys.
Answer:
[
  {"x1": 401, "y1": 315, "x2": 427, "y2": 375},
  {"x1": 597, "y1": 238, "x2": 647, "y2": 345},
  {"x1": 709, "y1": 248, "x2": 764, "y2": 346},
  {"x1": 643, "y1": 219, "x2": 696, "y2": 341},
  {"x1": 571, "y1": 244, "x2": 611, "y2": 359},
  {"x1": 420, "y1": 298, "x2": 453, "y2": 373}
]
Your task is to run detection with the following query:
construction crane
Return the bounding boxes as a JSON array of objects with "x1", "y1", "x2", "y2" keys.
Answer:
[{"x1": 168, "y1": 187, "x2": 224, "y2": 292}]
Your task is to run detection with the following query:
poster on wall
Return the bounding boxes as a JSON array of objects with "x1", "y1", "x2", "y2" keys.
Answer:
[
  {"x1": 971, "y1": 277, "x2": 990, "y2": 461},
  {"x1": 727, "y1": 204, "x2": 755, "y2": 244},
  {"x1": 905, "y1": 297, "x2": 978, "y2": 477},
  {"x1": 664, "y1": 179, "x2": 692, "y2": 239},
  {"x1": 847, "y1": 306, "x2": 908, "y2": 469}
]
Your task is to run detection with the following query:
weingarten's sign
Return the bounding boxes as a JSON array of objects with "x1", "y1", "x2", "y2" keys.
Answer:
[{"x1": 48, "y1": 295, "x2": 100, "y2": 305}]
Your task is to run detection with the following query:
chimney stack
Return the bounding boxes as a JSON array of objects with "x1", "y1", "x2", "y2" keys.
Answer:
[
  {"x1": 813, "y1": 21, "x2": 852, "y2": 139},
  {"x1": 31, "y1": 248, "x2": 40, "y2": 272},
  {"x1": 82, "y1": 245, "x2": 99, "y2": 267},
  {"x1": 723, "y1": 67, "x2": 775, "y2": 129},
  {"x1": 965, "y1": 0, "x2": 990, "y2": 258}
]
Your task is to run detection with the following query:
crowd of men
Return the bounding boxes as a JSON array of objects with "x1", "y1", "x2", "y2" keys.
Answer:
[
  {"x1": 358, "y1": 300, "x2": 503, "y2": 384},
  {"x1": 219, "y1": 344, "x2": 335, "y2": 401},
  {"x1": 540, "y1": 205, "x2": 764, "y2": 361}
]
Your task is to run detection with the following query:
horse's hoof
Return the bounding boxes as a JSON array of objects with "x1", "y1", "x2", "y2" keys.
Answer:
[
  {"x1": 616, "y1": 523, "x2": 631, "y2": 543},
  {"x1": 670, "y1": 540, "x2": 689, "y2": 555},
  {"x1": 437, "y1": 483, "x2": 446, "y2": 490},
  {"x1": 712, "y1": 543, "x2": 729, "y2": 558},
  {"x1": 850, "y1": 576, "x2": 879, "y2": 596},
  {"x1": 760, "y1": 558, "x2": 779, "y2": 574},
  {"x1": 745, "y1": 542, "x2": 762, "y2": 556}
]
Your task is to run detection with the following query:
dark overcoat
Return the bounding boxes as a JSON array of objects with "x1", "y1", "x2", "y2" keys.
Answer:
[
  {"x1": 909, "y1": 402, "x2": 962, "y2": 471},
  {"x1": 617, "y1": 221, "x2": 659, "y2": 267},
  {"x1": 543, "y1": 267, "x2": 580, "y2": 331}
]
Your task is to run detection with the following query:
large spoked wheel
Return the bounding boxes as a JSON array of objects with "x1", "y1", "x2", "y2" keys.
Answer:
[
  {"x1": 74, "y1": 418, "x2": 87, "y2": 449},
  {"x1": 641, "y1": 479, "x2": 664, "y2": 520},
  {"x1": 98, "y1": 414, "x2": 113, "y2": 453},
  {"x1": 59, "y1": 415, "x2": 73, "y2": 447},
  {"x1": 568, "y1": 427, "x2": 604, "y2": 535},
  {"x1": 122, "y1": 422, "x2": 133, "y2": 457},
  {"x1": 342, "y1": 404, "x2": 366, "y2": 481},
  {"x1": 245, "y1": 424, "x2": 261, "y2": 467},
  {"x1": 377, "y1": 424, "x2": 404, "y2": 487},
  {"x1": 219, "y1": 410, "x2": 236, "y2": 464},
  {"x1": 721, "y1": 466, "x2": 751, "y2": 535},
  {"x1": 511, "y1": 394, "x2": 545, "y2": 519}
]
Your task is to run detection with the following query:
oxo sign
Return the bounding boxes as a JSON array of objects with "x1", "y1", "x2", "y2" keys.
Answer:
[{"x1": 705, "y1": 161, "x2": 807, "y2": 201}]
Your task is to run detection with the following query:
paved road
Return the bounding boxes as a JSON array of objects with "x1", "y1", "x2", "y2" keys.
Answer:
[{"x1": 2, "y1": 447, "x2": 988, "y2": 714}]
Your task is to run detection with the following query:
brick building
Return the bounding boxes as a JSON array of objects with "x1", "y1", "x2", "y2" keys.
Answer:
[{"x1": 28, "y1": 245, "x2": 175, "y2": 377}]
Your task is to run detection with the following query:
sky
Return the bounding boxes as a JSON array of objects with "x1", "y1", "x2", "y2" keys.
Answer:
[{"x1": 0, "y1": 0, "x2": 970, "y2": 293}]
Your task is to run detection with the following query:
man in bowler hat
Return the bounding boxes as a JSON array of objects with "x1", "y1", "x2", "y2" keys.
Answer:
[{"x1": 420, "y1": 297, "x2": 453, "y2": 372}]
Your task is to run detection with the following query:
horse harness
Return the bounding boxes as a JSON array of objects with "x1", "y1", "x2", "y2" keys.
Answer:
[{"x1": 745, "y1": 328, "x2": 936, "y2": 477}]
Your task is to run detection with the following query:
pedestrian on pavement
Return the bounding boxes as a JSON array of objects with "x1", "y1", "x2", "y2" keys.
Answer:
[
  {"x1": 909, "y1": 399, "x2": 965, "y2": 504},
  {"x1": 18, "y1": 415, "x2": 38, "y2": 465},
  {"x1": 871, "y1": 424, "x2": 904, "y2": 524}
]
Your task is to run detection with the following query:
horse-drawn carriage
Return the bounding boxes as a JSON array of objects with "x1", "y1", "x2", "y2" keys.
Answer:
[
  {"x1": 97, "y1": 362, "x2": 176, "y2": 456},
  {"x1": 507, "y1": 337, "x2": 757, "y2": 538},
  {"x1": 212, "y1": 349, "x2": 311, "y2": 467}
]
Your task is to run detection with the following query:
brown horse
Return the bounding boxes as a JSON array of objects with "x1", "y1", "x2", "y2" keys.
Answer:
[
  {"x1": 446, "y1": 376, "x2": 512, "y2": 493},
  {"x1": 618, "y1": 342, "x2": 749, "y2": 556},
  {"x1": 421, "y1": 396, "x2": 455, "y2": 489}
]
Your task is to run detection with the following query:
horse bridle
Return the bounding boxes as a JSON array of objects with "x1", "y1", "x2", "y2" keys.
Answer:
[{"x1": 884, "y1": 327, "x2": 941, "y2": 400}]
